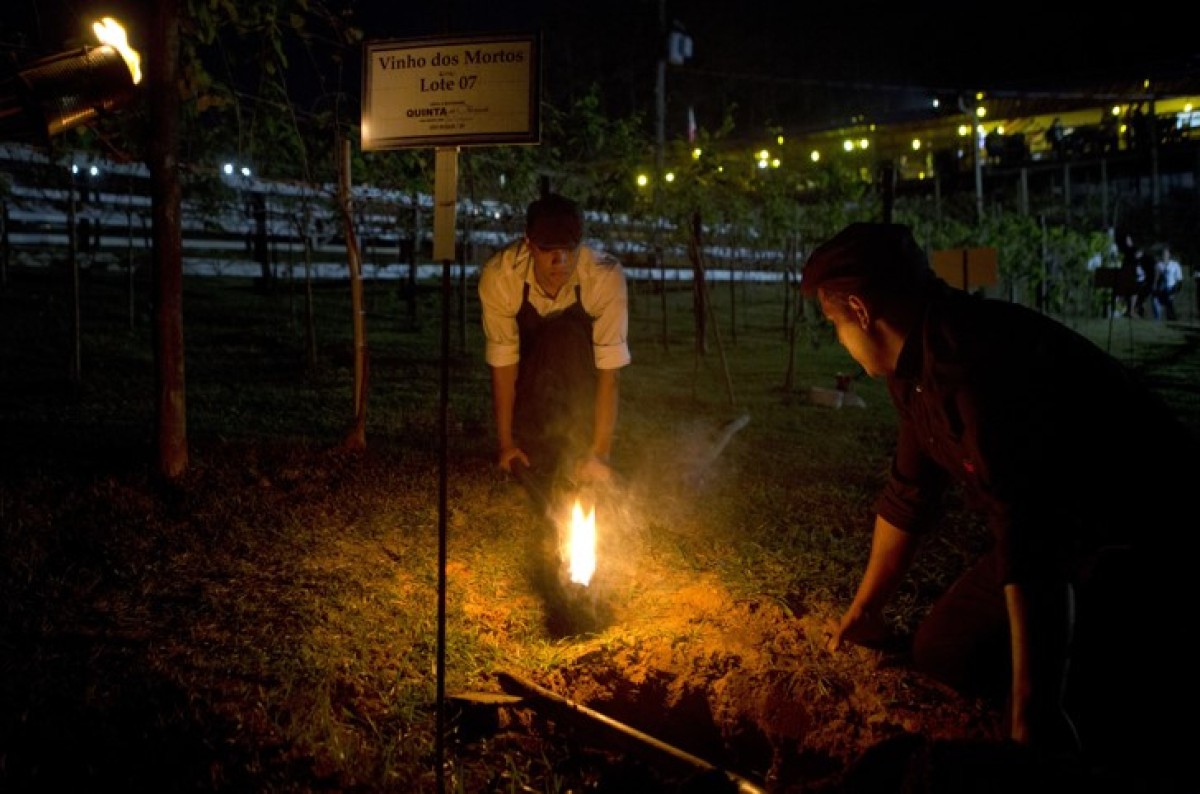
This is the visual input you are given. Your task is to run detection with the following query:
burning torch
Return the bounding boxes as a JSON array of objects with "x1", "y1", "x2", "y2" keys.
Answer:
[{"x1": 0, "y1": 17, "x2": 143, "y2": 144}]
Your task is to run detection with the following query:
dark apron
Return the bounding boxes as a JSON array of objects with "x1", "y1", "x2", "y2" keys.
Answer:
[{"x1": 512, "y1": 282, "x2": 597, "y2": 476}]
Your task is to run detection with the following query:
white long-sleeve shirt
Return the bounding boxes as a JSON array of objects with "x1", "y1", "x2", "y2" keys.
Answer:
[
  {"x1": 1157, "y1": 257, "x2": 1183, "y2": 291},
  {"x1": 478, "y1": 240, "x2": 631, "y2": 371}
]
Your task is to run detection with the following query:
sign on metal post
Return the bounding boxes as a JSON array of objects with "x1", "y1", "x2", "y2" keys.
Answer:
[
  {"x1": 361, "y1": 31, "x2": 541, "y2": 262},
  {"x1": 361, "y1": 33, "x2": 540, "y2": 151},
  {"x1": 360, "y1": 34, "x2": 540, "y2": 793}
]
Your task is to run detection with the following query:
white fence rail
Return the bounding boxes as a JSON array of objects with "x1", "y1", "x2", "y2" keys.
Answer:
[{"x1": 1, "y1": 143, "x2": 791, "y2": 282}]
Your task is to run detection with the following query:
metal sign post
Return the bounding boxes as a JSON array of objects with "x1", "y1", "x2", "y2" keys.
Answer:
[
  {"x1": 432, "y1": 148, "x2": 459, "y2": 262},
  {"x1": 361, "y1": 32, "x2": 541, "y2": 793}
]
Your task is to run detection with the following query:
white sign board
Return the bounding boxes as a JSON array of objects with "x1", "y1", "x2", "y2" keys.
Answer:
[{"x1": 362, "y1": 33, "x2": 540, "y2": 150}]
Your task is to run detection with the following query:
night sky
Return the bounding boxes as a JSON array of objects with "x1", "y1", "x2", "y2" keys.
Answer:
[
  {"x1": 4, "y1": 0, "x2": 1197, "y2": 136},
  {"x1": 352, "y1": 0, "x2": 1197, "y2": 88},
  {"x1": 320, "y1": 0, "x2": 1200, "y2": 137}
]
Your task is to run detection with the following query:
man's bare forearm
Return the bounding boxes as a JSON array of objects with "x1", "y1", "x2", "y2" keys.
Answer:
[
  {"x1": 591, "y1": 368, "x2": 620, "y2": 459},
  {"x1": 491, "y1": 364, "x2": 519, "y2": 451}
]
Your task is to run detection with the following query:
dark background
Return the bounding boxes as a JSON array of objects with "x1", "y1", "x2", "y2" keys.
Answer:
[{"x1": 4, "y1": 1, "x2": 1198, "y2": 139}]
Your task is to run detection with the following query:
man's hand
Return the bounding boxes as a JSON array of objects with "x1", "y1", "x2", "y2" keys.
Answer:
[
  {"x1": 498, "y1": 445, "x2": 529, "y2": 473},
  {"x1": 826, "y1": 604, "x2": 892, "y2": 652},
  {"x1": 574, "y1": 453, "x2": 614, "y2": 484},
  {"x1": 827, "y1": 517, "x2": 918, "y2": 653}
]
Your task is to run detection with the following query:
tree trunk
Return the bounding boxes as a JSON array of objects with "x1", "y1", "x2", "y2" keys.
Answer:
[
  {"x1": 126, "y1": 178, "x2": 136, "y2": 331},
  {"x1": 728, "y1": 258, "x2": 737, "y2": 347},
  {"x1": 783, "y1": 269, "x2": 798, "y2": 392},
  {"x1": 688, "y1": 211, "x2": 707, "y2": 355},
  {"x1": 687, "y1": 211, "x2": 736, "y2": 407},
  {"x1": 339, "y1": 135, "x2": 367, "y2": 450},
  {"x1": 303, "y1": 204, "x2": 318, "y2": 370},
  {"x1": 407, "y1": 193, "x2": 421, "y2": 325},
  {"x1": 250, "y1": 193, "x2": 272, "y2": 288},
  {"x1": 67, "y1": 172, "x2": 81, "y2": 389},
  {"x1": 148, "y1": 0, "x2": 188, "y2": 479},
  {"x1": 1, "y1": 200, "x2": 8, "y2": 289}
]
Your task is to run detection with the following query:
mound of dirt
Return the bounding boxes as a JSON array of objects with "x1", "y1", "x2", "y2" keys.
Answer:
[{"x1": 486, "y1": 572, "x2": 1005, "y2": 790}]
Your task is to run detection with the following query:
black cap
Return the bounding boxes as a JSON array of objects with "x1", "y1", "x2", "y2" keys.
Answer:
[
  {"x1": 525, "y1": 193, "x2": 583, "y2": 249},
  {"x1": 800, "y1": 222, "x2": 930, "y2": 297}
]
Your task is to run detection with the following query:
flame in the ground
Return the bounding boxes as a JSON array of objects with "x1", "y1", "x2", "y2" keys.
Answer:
[
  {"x1": 566, "y1": 499, "x2": 596, "y2": 586},
  {"x1": 93, "y1": 17, "x2": 142, "y2": 85}
]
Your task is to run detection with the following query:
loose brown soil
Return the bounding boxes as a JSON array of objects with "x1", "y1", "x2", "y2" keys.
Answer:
[{"x1": 437, "y1": 461, "x2": 1010, "y2": 793}]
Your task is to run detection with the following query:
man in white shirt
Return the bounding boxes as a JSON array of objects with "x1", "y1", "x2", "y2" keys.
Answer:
[
  {"x1": 1153, "y1": 244, "x2": 1184, "y2": 320},
  {"x1": 478, "y1": 193, "x2": 630, "y2": 489}
]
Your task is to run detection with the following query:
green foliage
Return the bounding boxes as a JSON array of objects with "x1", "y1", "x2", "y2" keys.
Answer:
[
  {"x1": 356, "y1": 146, "x2": 430, "y2": 203},
  {"x1": 537, "y1": 84, "x2": 649, "y2": 212},
  {"x1": 174, "y1": 0, "x2": 362, "y2": 183}
]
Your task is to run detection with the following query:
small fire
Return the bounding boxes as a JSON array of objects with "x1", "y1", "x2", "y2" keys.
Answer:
[
  {"x1": 565, "y1": 499, "x2": 596, "y2": 586},
  {"x1": 93, "y1": 17, "x2": 142, "y2": 85}
]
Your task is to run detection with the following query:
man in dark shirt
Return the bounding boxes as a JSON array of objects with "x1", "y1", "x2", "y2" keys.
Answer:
[{"x1": 803, "y1": 222, "x2": 1199, "y2": 774}]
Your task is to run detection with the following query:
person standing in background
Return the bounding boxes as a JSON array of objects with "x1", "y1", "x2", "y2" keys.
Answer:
[
  {"x1": 1152, "y1": 244, "x2": 1184, "y2": 320},
  {"x1": 1115, "y1": 230, "x2": 1152, "y2": 317}
]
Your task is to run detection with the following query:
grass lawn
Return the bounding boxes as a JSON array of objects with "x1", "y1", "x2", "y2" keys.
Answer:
[{"x1": 2, "y1": 263, "x2": 1199, "y2": 792}]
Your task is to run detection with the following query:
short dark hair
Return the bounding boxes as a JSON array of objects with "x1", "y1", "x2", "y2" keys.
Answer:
[
  {"x1": 525, "y1": 193, "x2": 583, "y2": 249},
  {"x1": 800, "y1": 222, "x2": 931, "y2": 298}
]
